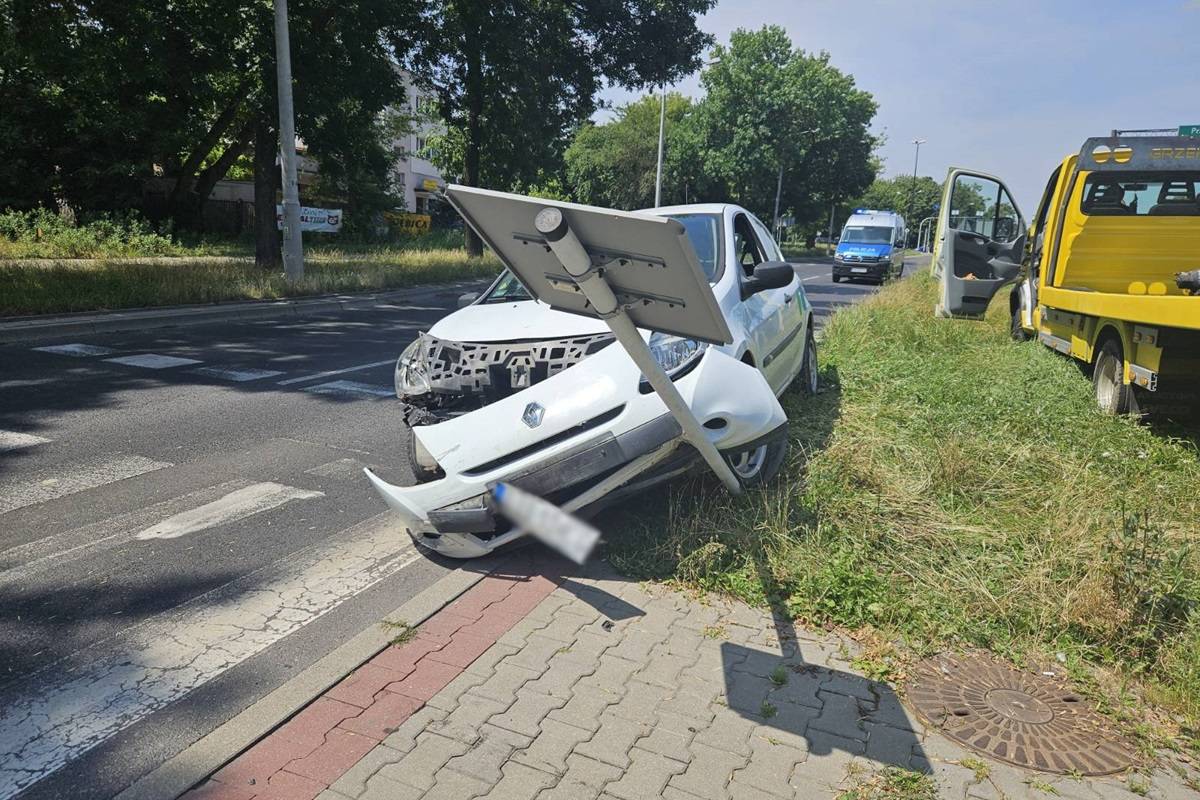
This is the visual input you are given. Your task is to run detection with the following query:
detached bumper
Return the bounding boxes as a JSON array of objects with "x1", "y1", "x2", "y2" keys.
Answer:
[{"x1": 366, "y1": 346, "x2": 785, "y2": 558}]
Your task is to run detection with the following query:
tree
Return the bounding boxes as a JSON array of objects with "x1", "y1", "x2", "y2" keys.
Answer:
[
  {"x1": 409, "y1": 0, "x2": 716, "y2": 257},
  {"x1": 565, "y1": 93, "x2": 696, "y2": 210},
  {"x1": 853, "y1": 175, "x2": 942, "y2": 227},
  {"x1": 691, "y1": 26, "x2": 878, "y2": 231}
]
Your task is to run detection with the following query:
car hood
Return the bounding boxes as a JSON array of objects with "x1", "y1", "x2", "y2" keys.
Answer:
[{"x1": 427, "y1": 299, "x2": 611, "y2": 343}]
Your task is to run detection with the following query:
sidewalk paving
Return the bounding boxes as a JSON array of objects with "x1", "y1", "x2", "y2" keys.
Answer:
[{"x1": 186, "y1": 556, "x2": 1197, "y2": 800}]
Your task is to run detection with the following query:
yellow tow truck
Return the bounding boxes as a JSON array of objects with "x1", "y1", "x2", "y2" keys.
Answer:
[{"x1": 933, "y1": 130, "x2": 1200, "y2": 414}]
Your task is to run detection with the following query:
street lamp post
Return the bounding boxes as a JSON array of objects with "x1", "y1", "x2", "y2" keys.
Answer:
[
  {"x1": 654, "y1": 84, "x2": 666, "y2": 208},
  {"x1": 907, "y1": 138, "x2": 926, "y2": 249},
  {"x1": 274, "y1": 0, "x2": 304, "y2": 282}
]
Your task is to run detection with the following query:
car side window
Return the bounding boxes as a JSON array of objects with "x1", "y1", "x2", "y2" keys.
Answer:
[
  {"x1": 748, "y1": 215, "x2": 783, "y2": 261},
  {"x1": 733, "y1": 214, "x2": 765, "y2": 277}
]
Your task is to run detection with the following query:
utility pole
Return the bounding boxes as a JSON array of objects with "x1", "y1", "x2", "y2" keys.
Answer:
[
  {"x1": 908, "y1": 138, "x2": 926, "y2": 249},
  {"x1": 827, "y1": 201, "x2": 836, "y2": 256},
  {"x1": 654, "y1": 84, "x2": 666, "y2": 207},
  {"x1": 772, "y1": 162, "x2": 784, "y2": 241},
  {"x1": 274, "y1": 0, "x2": 304, "y2": 282}
]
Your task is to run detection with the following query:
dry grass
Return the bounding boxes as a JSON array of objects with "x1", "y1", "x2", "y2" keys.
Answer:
[
  {"x1": 606, "y1": 271, "x2": 1200, "y2": 750},
  {"x1": 0, "y1": 248, "x2": 502, "y2": 316}
]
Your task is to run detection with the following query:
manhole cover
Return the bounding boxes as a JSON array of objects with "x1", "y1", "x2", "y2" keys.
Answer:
[{"x1": 906, "y1": 652, "x2": 1135, "y2": 775}]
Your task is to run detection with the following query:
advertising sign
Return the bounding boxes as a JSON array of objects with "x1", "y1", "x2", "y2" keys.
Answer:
[
  {"x1": 275, "y1": 206, "x2": 343, "y2": 232},
  {"x1": 384, "y1": 211, "x2": 433, "y2": 236}
]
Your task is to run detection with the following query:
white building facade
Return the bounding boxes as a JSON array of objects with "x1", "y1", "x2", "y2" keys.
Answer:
[{"x1": 391, "y1": 72, "x2": 446, "y2": 215}]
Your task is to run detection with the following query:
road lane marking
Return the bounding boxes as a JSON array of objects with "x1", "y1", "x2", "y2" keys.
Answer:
[
  {"x1": 135, "y1": 482, "x2": 323, "y2": 540},
  {"x1": 105, "y1": 354, "x2": 203, "y2": 369},
  {"x1": 304, "y1": 457, "x2": 366, "y2": 478},
  {"x1": 276, "y1": 359, "x2": 393, "y2": 386},
  {"x1": 0, "y1": 454, "x2": 171, "y2": 515},
  {"x1": 190, "y1": 366, "x2": 284, "y2": 382},
  {"x1": 0, "y1": 431, "x2": 50, "y2": 453},
  {"x1": 31, "y1": 343, "x2": 116, "y2": 357},
  {"x1": 802, "y1": 275, "x2": 826, "y2": 282},
  {"x1": 0, "y1": 518, "x2": 423, "y2": 799},
  {"x1": 302, "y1": 379, "x2": 394, "y2": 398}
]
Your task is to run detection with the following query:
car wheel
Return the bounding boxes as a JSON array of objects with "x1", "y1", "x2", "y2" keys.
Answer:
[
  {"x1": 1093, "y1": 338, "x2": 1137, "y2": 415},
  {"x1": 1010, "y1": 303, "x2": 1030, "y2": 341},
  {"x1": 798, "y1": 326, "x2": 818, "y2": 396},
  {"x1": 725, "y1": 427, "x2": 788, "y2": 488},
  {"x1": 831, "y1": 274, "x2": 841, "y2": 283}
]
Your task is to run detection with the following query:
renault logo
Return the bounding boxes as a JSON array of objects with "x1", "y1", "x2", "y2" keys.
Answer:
[{"x1": 522, "y1": 402, "x2": 545, "y2": 429}]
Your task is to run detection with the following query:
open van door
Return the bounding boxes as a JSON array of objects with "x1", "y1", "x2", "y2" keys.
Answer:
[{"x1": 934, "y1": 168, "x2": 1027, "y2": 318}]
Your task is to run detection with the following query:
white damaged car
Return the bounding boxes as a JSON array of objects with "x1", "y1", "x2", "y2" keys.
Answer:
[{"x1": 365, "y1": 203, "x2": 818, "y2": 558}]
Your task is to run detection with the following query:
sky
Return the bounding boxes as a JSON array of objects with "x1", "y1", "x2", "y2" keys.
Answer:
[{"x1": 598, "y1": 0, "x2": 1200, "y2": 215}]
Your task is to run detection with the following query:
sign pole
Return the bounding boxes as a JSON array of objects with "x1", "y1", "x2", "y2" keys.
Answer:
[
  {"x1": 533, "y1": 207, "x2": 743, "y2": 495},
  {"x1": 273, "y1": 0, "x2": 304, "y2": 282}
]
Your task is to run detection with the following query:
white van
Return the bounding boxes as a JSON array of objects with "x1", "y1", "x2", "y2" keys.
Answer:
[{"x1": 833, "y1": 209, "x2": 906, "y2": 284}]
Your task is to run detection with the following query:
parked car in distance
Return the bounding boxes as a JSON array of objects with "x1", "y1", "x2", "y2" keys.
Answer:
[{"x1": 366, "y1": 202, "x2": 819, "y2": 559}]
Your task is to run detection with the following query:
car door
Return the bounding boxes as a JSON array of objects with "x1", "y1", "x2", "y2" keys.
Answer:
[
  {"x1": 742, "y1": 213, "x2": 801, "y2": 392},
  {"x1": 934, "y1": 169, "x2": 1027, "y2": 318}
]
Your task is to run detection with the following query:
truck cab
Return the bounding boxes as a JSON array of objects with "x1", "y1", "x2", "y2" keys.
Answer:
[
  {"x1": 933, "y1": 132, "x2": 1200, "y2": 415},
  {"x1": 832, "y1": 209, "x2": 906, "y2": 284}
]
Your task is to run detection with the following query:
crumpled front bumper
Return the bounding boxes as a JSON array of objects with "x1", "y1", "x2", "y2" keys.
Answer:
[{"x1": 365, "y1": 344, "x2": 785, "y2": 558}]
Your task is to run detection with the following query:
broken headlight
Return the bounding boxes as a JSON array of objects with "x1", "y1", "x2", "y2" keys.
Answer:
[
  {"x1": 395, "y1": 336, "x2": 432, "y2": 399},
  {"x1": 648, "y1": 332, "x2": 707, "y2": 377}
]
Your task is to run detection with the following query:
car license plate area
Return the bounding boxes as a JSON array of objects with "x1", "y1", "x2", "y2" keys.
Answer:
[{"x1": 851, "y1": 267, "x2": 868, "y2": 274}]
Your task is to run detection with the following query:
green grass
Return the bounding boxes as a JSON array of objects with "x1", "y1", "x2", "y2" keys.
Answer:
[
  {"x1": 835, "y1": 765, "x2": 937, "y2": 800},
  {"x1": 780, "y1": 242, "x2": 832, "y2": 260},
  {"x1": 606, "y1": 271, "x2": 1200, "y2": 748},
  {"x1": 0, "y1": 248, "x2": 501, "y2": 316}
]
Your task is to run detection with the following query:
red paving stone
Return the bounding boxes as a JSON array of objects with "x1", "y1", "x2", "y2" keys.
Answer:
[
  {"x1": 183, "y1": 566, "x2": 564, "y2": 800},
  {"x1": 282, "y1": 727, "x2": 378, "y2": 785},
  {"x1": 337, "y1": 690, "x2": 425, "y2": 740},
  {"x1": 325, "y1": 662, "x2": 408, "y2": 709},
  {"x1": 273, "y1": 696, "x2": 361, "y2": 749}
]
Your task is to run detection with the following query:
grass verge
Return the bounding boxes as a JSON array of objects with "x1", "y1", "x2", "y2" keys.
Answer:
[
  {"x1": 606, "y1": 271, "x2": 1200, "y2": 752},
  {"x1": 0, "y1": 248, "x2": 501, "y2": 316}
]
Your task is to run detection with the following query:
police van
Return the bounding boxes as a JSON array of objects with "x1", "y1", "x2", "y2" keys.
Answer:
[{"x1": 833, "y1": 209, "x2": 906, "y2": 284}]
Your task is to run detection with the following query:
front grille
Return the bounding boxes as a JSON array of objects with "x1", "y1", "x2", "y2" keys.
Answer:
[{"x1": 420, "y1": 332, "x2": 614, "y2": 401}]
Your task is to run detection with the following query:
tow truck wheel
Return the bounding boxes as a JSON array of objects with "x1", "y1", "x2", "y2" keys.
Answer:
[
  {"x1": 1010, "y1": 304, "x2": 1030, "y2": 342},
  {"x1": 1093, "y1": 338, "x2": 1136, "y2": 416}
]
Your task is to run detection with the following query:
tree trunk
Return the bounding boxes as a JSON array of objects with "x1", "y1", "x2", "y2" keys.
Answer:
[
  {"x1": 461, "y1": 27, "x2": 484, "y2": 258},
  {"x1": 190, "y1": 120, "x2": 254, "y2": 231},
  {"x1": 254, "y1": 119, "x2": 281, "y2": 270},
  {"x1": 167, "y1": 83, "x2": 249, "y2": 219}
]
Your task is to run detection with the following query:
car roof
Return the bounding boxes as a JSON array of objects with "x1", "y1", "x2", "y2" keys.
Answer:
[{"x1": 638, "y1": 203, "x2": 739, "y2": 217}]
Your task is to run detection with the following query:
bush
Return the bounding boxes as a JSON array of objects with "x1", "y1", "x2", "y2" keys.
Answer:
[{"x1": 0, "y1": 209, "x2": 181, "y2": 259}]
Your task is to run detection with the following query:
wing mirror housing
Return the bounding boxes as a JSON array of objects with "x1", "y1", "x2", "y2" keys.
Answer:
[
  {"x1": 457, "y1": 291, "x2": 480, "y2": 308},
  {"x1": 741, "y1": 261, "x2": 795, "y2": 300}
]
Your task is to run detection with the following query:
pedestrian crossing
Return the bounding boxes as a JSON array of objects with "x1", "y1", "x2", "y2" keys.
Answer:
[
  {"x1": 28, "y1": 341, "x2": 395, "y2": 398},
  {"x1": 0, "y1": 439, "x2": 424, "y2": 799}
]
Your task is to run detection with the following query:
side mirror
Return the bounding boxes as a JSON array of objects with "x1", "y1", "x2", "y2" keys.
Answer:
[
  {"x1": 457, "y1": 292, "x2": 480, "y2": 308},
  {"x1": 741, "y1": 261, "x2": 795, "y2": 300}
]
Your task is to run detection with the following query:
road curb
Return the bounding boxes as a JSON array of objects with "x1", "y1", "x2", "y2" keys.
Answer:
[
  {"x1": 0, "y1": 280, "x2": 490, "y2": 345},
  {"x1": 114, "y1": 554, "x2": 505, "y2": 800}
]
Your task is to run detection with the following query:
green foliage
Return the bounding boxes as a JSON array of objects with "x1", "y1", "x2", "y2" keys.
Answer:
[
  {"x1": 565, "y1": 93, "x2": 697, "y2": 209},
  {"x1": 606, "y1": 271, "x2": 1200, "y2": 744},
  {"x1": 852, "y1": 176, "x2": 942, "y2": 229},
  {"x1": 835, "y1": 766, "x2": 937, "y2": 800},
  {"x1": 691, "y1": 26, "x2": 878, "y2": 225},
  {"x1": 0, "y1": 209, "x2": 180, "y2": 259},
  {"x1": 769, "y1": 665, "x2": 789, "y2": 686}
]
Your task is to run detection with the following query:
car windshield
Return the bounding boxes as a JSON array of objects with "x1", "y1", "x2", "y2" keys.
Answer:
[
  {"x1": 1080, "y1": 171, "x2": 1200, "y2": 216},
  {"x1": 482, "y1": 211, "x2": 723, "y2": 303},
  {"x1": 841, "y1": 225, "x2": 893, "y2": 244}
]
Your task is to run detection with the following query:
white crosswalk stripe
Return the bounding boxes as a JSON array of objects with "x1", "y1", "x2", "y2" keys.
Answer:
[
  {"x1": 135, "y1": 481, "x2": 322, "y2": 540},
  {"x1": 276, "y1": 359, "x2": 393, "y2": 386},
  {"x1": 190, "y1": 366, "x2": 284, "y2": 382},
  {"x1": 302, "y1": 379, "x2": 394, "y2": 398},
  {"x1": 0, "y1": 516, "x2": 422, "y2": 799},
  {"x1": 0, "y1": 454, "x2": 171, "y2": 515},
  {"x1": 104, "y1": 354, "x2": 203, "y2": 369},
  {"x1": 31, "y1": 343, "x2": 116, "y2": 357},
  {"x1": 0, "y1": 430, "x2": 50, "y2": 453}
]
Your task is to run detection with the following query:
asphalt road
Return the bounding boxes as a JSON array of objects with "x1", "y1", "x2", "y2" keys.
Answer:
[{"x1": 0, "y1": 255, "x2": 925, "y2": 799}]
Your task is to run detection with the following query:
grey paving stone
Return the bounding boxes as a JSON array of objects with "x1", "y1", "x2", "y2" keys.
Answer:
[
  {"x1": 443, "y1": 723, "x2": 532, "y2": 785},
  {"x1": 609, "y1": 680, "x2": 672, "y2": 725},
  {"x1": 637, "y1": 724, "x2": 694, "y2": 764},
  {"x1": 314, "y1": 790, "x2": 355, "y2": 800},
  {"x1": 790, "y1": 745, "x2": 864, "y2": 794},
  {"x1": 576, "y1": 653, "x2": 642, "y2": 696},
  {"x1": 533, "y1": 611, "x2": 592, "y2": 644},
  {"x1": 376, "y1": 730, "x2": 471, "y2": 792},
  {"x1": 819, "y1": 671, "x2": 878, "y2": 704},
  {"x1": 358, "y1": 771, "x2": 426, "y2": 800},
  {"x1": 512, "y1": 717, "x2": 593, "y2": 776},
  {"x1": 498, "y1": 615, "x2": 552, "y2": 649},
  {"x1": 468, "y1": 661, "x2": 543, "y2": 704},
  {"x1": 863, "y1": 721, "x2": 919, "y2": 768},
  {"x1": 503, "y1": 633, "x2": 575, "y2": 676},
  {"x1": 867, "y1": 690, "x2": 920, "y2": 733},
  {"x1": 327, "y1": 743, "x2": 407, "y2": 798},
  {"x1": 723, "y1": 671, "x2": 773, "y2": 717},
  {"x1": 525, "y1": 591, "x2": 577, "y2": 623},
  {"x1": 609, "y1": 629, "x2": 668, "y2": 663},
  {"x1": 808, "y1": 691, "x2": 866, "y2": 741},
  {"x1": 728, "y1": 780, "x2": 788, "y2": 800},
  {"x1": 574, "y1": 711, "x2": 651, "y2": 769},
  {"x1": 464, "y1": 641, "x2": 522, "y2": 678},
  {"x1": 604, "y1": 747, "x2": 688, "y2": 800},
  {"x1": 489, "y1": 689, "x2": 568, "y2": 738},
  {"x1": 668, "y1": 742, "x2": 748, "y2": 800},
  {"x1": 927, "y1": 760, "x2": 979, "y2": 800},
  {"x1": 428, "y1": 694, "x2": 511, "y2": 745},
  {"x1": 767, "y1": 668, "x2": 823, "y2": 709},
  {"x1": 487, "y1": 761, "x2": 559, "y2": 800},
  {"x1": 523, "y1": 654, "x2": 596, "y2": 700},
  {"x1": 380, "y1": 705, "x2": 449, "y2": 754},
  {"x1": 732, "y1": 734, "x2": 808, "y2": 797},
  {"x1": 546, "y1": 683, "x2": 622, "y2": 734},
  {"x1": 731, "y1": 646, "x2": 789, "y2": 679},
  {"x1": 552, "y1": 753, "x2": 624, "y2": 795},
  {"x1": 692, "y1": 707, "x2": 757, "y2": 756},
  {"x1": 422, "y1": 767, "x2": 491, "y2": 800},
  {"x1": 552, "y1": 629, "x2": 616, "y2": 667},
  {"x1": 635, "y1": 649, "x2": 697, "y2": 689},
  {"x1": 658, "y1": 688, "x2": 719, "y2": 724},
  {"x1": 426, "y1": 667, "x2": 492, "y2": 713}
]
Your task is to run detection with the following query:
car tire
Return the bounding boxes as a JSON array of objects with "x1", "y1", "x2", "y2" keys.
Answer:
[
  {"x1": 798, "y1": 326, "x2": 818, "y2": 396},
  {"x1": 832, "y1": 274, "x2": 841, "y2": 283},
  {"x1": 1093, "y1": 338, "x2": 1137, "y2": 416},
  {"x1": 1010, "y1": 303, "x2": 1030, "y2": 341},
  {"x1": 724, "y1": 427, "x2": 788, "y2": 488}
]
